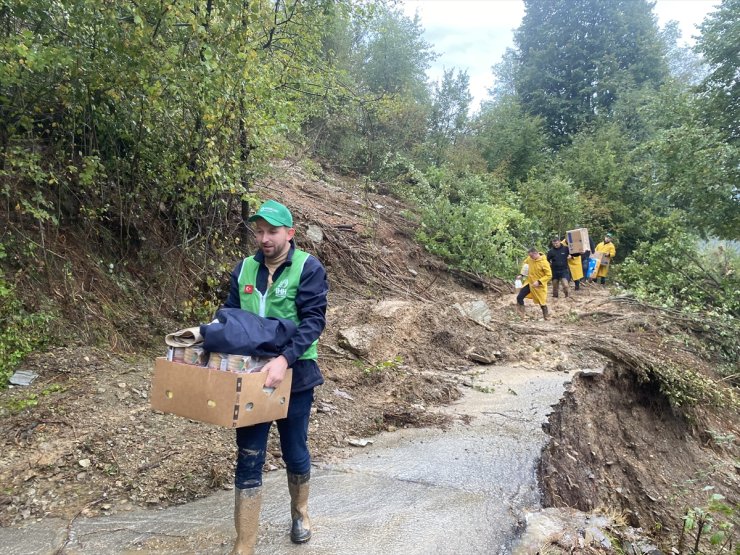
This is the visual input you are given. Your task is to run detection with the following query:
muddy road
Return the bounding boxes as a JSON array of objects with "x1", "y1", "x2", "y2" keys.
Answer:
[{"x1": 1, "y1": 364, "x2": 573, "y2": 554}]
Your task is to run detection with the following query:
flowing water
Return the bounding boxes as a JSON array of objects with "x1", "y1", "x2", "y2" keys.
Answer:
[{"x1": 1, "y1": 365, "x2": 574, "y2": 555}]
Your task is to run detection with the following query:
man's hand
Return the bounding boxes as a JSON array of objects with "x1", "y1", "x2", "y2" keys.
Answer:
[
  {"x1": 533, "y1": 280, "x2": 541, "y2": 287},
  {"x1": 262, "y1": 355, "x2": 289, "y2": 388}
]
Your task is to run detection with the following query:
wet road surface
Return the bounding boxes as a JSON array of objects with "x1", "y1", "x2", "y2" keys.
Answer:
[{"x1": 1, "y1": 365, "x2": 571, "y2": 554}]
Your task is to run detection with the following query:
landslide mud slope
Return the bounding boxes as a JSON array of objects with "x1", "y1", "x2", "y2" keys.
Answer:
[{"x1": 2, "y1": 161, "x2": 737, "y2": 555}]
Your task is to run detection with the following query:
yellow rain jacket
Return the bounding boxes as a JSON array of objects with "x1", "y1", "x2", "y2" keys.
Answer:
[
  {"x1": 595, "y1": 241, "x2": 616, "y2": 277},
  {"x1": 568, "y1": 255, "x2": 583, "y2": 281},
  {"x1": 521, "y1": 254, "x2": 552, "y2": 306},
  {"x1": 562, "y1": 239, "x2": 584, "y2": 281}
]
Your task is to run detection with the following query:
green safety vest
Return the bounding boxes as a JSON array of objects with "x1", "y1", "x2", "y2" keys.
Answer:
[{"x1": 237, "y1": 249, "x2": 318, "y2": 361}]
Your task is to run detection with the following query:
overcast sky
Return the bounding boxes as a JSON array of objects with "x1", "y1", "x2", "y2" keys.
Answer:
[{"x1": 401, "y1": 0, "x2": 719, "y2": 111}]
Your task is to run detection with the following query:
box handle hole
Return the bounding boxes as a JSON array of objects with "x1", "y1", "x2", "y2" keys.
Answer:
[
  {"x1": 207, "y1": 400, "x2": 216, "y2": 407},
  {"x1": 166, "y1": 390, "x2": 174, "y2": 399},
  {"x1": 244, "y1": 402, "x2": 254, "y2": 411}
]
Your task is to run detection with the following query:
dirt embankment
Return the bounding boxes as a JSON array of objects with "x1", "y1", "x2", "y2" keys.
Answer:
[
  {"x1": 1, "y1": 160, "x2": 738, "y2": 553},
  {"x1": 541, "y1": 361, "x2": 739, "y2": 547}
]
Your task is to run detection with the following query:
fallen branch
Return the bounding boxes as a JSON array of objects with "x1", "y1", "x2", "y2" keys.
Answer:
[
  {"x1": 54, "y1": 496, "x2": 108, "y2": 554},
  {"x1": 447, "y1": 267, "x2": 508, "y2": 294},
  {"x1": 465, "y1": 315, "x2": 496, "y2": 333},
  {"x1": 137, "y1": 451, "x2": 179, "y2": 473}
]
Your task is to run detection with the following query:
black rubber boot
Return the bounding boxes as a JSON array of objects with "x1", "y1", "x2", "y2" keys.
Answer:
[
  {"x1": 541, "y1": 305, "x2": 549, "y2": 320},
  {"x1": 287, "y1": 471, "x2": 312, "y2": 544}
]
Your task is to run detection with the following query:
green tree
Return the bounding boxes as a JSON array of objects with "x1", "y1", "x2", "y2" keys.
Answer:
[
  {"x1": 694, "y1": 0, "x2": 740, "y2": 141},
  {"x1": 518, "y1": 175, "x2": 584, "y2": 237},
  {"x1": 640, "y1": 123, "x2": 739, "y2": 239},
  {"x1": 631, "y1": 83, "x2": 740, "y2": 240},
  {"x1": 488, "y1": 48, "x2": 518, "y2": 102},
  {"x1": 1, "y1": 0, "x2": 351, "y2": 245},
  {"x1": 474, "y1": 96, "x2": 548, "y2": 184},
  {"x1": 354, "y1": 6, "x2": 434, "y2": 101},
  {"x1": 660, "y1": 20, "x2": 706, "y2": 85},
  {"x1": 513, "y1": 0, "x2": 669, "y2": 145},
  {"x1": 554, "y1": 122, "x2": 641, "y2": 248},
  {"x1": 424, "y1": 69, "x2": 472, "y2": 166},
  {"x1": 304, "y1": 4, "x2": 435, "y2": 174}
]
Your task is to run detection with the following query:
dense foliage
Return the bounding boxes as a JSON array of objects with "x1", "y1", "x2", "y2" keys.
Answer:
[
  {"x1": 1, "y1": 7, "x2": 737, "y2": 553},
  {"x1": 2, "y1": 0, "x2": 346, "y2": 243},
  {"x1": 621, "y1": 231, "x2": 740, "y2": 317},
  {"x1": 0, "y1": 246, "x2": 52, "y2": 386},
  {"x1": 1, "y1": 0, "x2": 739, "y2": 376},
  {"x1": 695, "y1": 0, "x2": 740, "y2": 142},
  {"x1": 513, "y1": 0, "x2": 669, "y2": 145}
]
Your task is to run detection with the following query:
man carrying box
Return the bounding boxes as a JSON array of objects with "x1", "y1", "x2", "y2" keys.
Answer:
[
  {"x1": 592, "y1": 233, "x2": 616, "y2": 285},
  {"x1": 222, "y1": 199, "x2": 329, "y2": 554},
  {"x1": 561, "y1": 238, "x2": 584, "y2": 291}
]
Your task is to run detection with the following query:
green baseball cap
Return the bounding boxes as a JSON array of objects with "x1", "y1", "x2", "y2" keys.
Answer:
[{"x1": 248, "y1": 199, "x2": 293, "y2": 227}]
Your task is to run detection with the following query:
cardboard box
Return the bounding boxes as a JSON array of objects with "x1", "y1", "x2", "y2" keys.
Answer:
[
  {"x1": 566, "y1": 228, "x2": 590, "y2": 254},
  {"x1": 590, "y1": 251, "x2": 611, "y2": 265},
  {"x1": 150, "y1": 358, "x2": 292, "y2": 427},
  {"x1": 586, "y1": 253, "x2": 601, "y2": 278}
]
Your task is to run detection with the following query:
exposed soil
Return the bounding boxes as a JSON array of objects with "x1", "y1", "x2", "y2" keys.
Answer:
[
  {"x1": 540, "y1": 361, "x2": 739, "y2": 549},
  {"x1": 1, "y1": 160, "x2": 738, "y2": 552}
]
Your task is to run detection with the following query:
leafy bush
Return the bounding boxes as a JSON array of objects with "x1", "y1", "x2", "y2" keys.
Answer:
[
  {"x1": 372, "y1": 153, "x2": 435, "y2": 204},
  {"x1": 517, "y1": 174, "x2": 585, "y2": 237},
  {"x1": 620, "y1": 233, "x2": 740, "y2": 317},
  {"x1": 620, "y1": 231, "x2": 739, "y2": 368},
  {"x1": 648, "y1": 362, "x2": 738, "y2": 410},
  {"x1": 680, "y1": 490, "x2": 737, "y2": 554},
  {"x1": 0, "y1": 272, "x2": 53, "y2": 388},
  {"x1": 416, "y1": 198, "x2": 538, "y2": 277},
  {"x1": 2, "y1": 0, "x2": 343, "y2": 244},
  {"x1": 434, "y1": 171, "x2": 515, "y2": 206}
]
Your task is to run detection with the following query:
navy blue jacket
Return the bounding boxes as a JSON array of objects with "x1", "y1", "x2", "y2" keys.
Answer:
[
  {"x1": 224, "y1": 242, "x2": 328, "y2": 392},
  {"x1": 200, "y1": 308, "x2": 297, "y2": 357},
  {"x1": 547, "y1": 245, "x2": 570, "y2": 271}
]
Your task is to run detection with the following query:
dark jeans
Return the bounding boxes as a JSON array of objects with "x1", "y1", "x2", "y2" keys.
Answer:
[
  {"x1": 516, "y1": 285, "x2": 530, "y2": 305},
  {"x1": 235, "y1": 388, "x2": 314, "y2": 489}
]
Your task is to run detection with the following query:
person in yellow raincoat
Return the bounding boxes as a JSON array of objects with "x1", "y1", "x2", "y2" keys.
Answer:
[
  {"x1": 592, "y1": 233, "x2": 616, "y2": 285},
  {"x1": 515, "y1": 247, "x2": 552, "y2": 319},
  {"x1": 561, "y1": 238, "x2": 584, "y2": 291}
]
